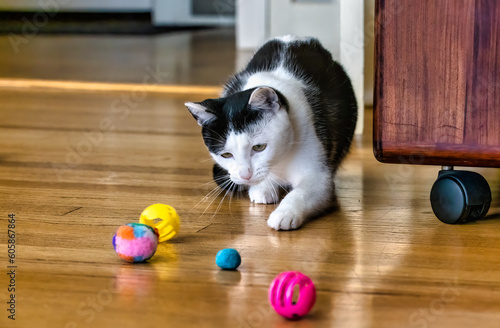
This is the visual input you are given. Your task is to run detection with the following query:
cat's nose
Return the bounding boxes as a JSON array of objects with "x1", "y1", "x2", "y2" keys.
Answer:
[{"x1": 239, "y1": 168, "x2": 253, "y2": 180}]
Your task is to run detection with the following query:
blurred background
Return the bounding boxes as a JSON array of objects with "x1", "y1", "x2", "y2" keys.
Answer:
[{"x1": 0, "y1": 0, "x2": 375, "y2": 123}]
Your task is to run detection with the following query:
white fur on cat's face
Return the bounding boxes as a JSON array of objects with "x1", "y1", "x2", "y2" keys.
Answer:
[{"x1": 212, "y1": 111, "x2": 293, "y2": 186}]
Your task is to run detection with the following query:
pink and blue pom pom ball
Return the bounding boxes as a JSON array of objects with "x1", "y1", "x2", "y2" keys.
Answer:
[{"x1": 112, "y1": 223, "x2": 159, "y2": 263}]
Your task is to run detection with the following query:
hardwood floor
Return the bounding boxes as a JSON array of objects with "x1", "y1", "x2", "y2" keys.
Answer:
[{"x1": 0, "y1": 30, "x2": 500, "y2": 328}]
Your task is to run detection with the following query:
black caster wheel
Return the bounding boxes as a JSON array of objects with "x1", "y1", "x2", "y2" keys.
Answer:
[{"x1": 430, "y1": 169, "x2": 491, "y2": 224}]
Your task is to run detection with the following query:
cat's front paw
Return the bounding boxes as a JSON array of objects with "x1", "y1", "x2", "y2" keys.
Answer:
[
  {"x1": 267, "y1": 207, "x2": 305, "y2": 230},
  {"x1": 249, "y1": 184, "x2": 279, "y2": 204}
]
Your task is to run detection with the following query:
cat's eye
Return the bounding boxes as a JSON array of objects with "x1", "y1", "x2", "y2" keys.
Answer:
[
  {"x1": 221, "y1": 152, "x2": 233, "y2": 158},
  {"x1": 252, "y1": 144, "x2": 267, "y2": 152}
]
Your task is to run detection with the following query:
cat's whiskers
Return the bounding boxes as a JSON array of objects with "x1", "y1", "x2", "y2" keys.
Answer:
[
  {"x1": 205, "y1": 175, "x2": 230, "y2": 185},
  {"x1": 196, "y1": 178, "x2": 223, "y2": 189},
  {"x1": 268, "y1": 173, "x2": 290, "y2": 201},
  {"x1": 228, "y1": 181, "x2": 242, "y2": 217},
  {"x1": 263, "y1": 167, "x2": 286, "y2": 182},
  {"x1": 226, "y1": 182, "x2": 236, "y2": 217},
  {"x1": 203, "y1": 179, "x2": 231, "y2": 199},
  {"x1": 197, "y1": 180, "x2": 233, "y2": 220},
  {"x1": 200, "y1": 157, "x2": 215, "y2": 163},
  {"x1": 268, "y1": 174, "x2": 285, "y2": 190},
  {"x1": 190, "y1": 178, "x2": 232, "y2": 214},
  {"x1": 211, "y1": 180, "x2": 236, "y2": 221},
  {"x1": 189, "y1": 184, "x2": 221, "y2": 213},
  {"x1": 264, "y1": 178, "x2": 280, "y2": 209}
]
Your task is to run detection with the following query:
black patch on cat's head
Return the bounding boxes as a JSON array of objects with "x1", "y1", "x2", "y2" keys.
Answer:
[
  {"x1": 188, "y1": 87, "x2": 288, "y2": 154},
  {"x1": 198, "y1": 88, "x2": 261, "y2": 154}
]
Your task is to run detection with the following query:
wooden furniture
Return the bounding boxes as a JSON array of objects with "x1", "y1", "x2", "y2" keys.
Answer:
[{"x1": 374, "y1": 0, "x2": 499, "y2": 223}]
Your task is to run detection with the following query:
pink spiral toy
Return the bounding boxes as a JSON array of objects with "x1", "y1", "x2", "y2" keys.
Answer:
[{"x1": 268, "y1": 271, "x2": 316, "y2": 319}]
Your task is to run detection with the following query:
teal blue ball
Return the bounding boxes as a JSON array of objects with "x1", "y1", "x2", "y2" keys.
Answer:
[{"x1": 216, "y1": 248, "x2": 241, "y2": 270}]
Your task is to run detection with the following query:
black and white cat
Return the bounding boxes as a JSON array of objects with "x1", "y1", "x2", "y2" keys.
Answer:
[{"x1": 185, "y1": 36, "x2": 357, "y2": 230}]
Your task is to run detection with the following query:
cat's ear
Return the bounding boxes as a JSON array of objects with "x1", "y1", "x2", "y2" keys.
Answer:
[
  {"x1": 248, "y1": 87, "x2": 280, "y2": 112},
  {"x1": 185, "y1": 102, "x2": 216, "y2": 126}
]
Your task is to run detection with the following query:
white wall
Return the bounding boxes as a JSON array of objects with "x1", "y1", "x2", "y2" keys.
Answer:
[
  {"x1": 269, "y1": 0, "x2": 341, "y2": 59},
  {"x1": 236, "y1": 0, "x2": 267, "y2": 49},
  {"x1": 340, "y1": 0, "x2": 364, "y2": 134}
]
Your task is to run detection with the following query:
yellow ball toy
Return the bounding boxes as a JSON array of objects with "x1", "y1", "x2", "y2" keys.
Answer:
[{"x1": 139, "y1": 204, "x2": 180, "y2": 242}]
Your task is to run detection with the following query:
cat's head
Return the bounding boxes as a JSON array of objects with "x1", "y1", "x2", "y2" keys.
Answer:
[{"x1": 185, "y1": 87, "x2": 293, "y2": 186}]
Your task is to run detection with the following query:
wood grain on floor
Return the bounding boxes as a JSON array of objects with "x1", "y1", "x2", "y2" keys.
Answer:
[{"x1": 0, "y1": 31, "x2": 500, "y2": 328}]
